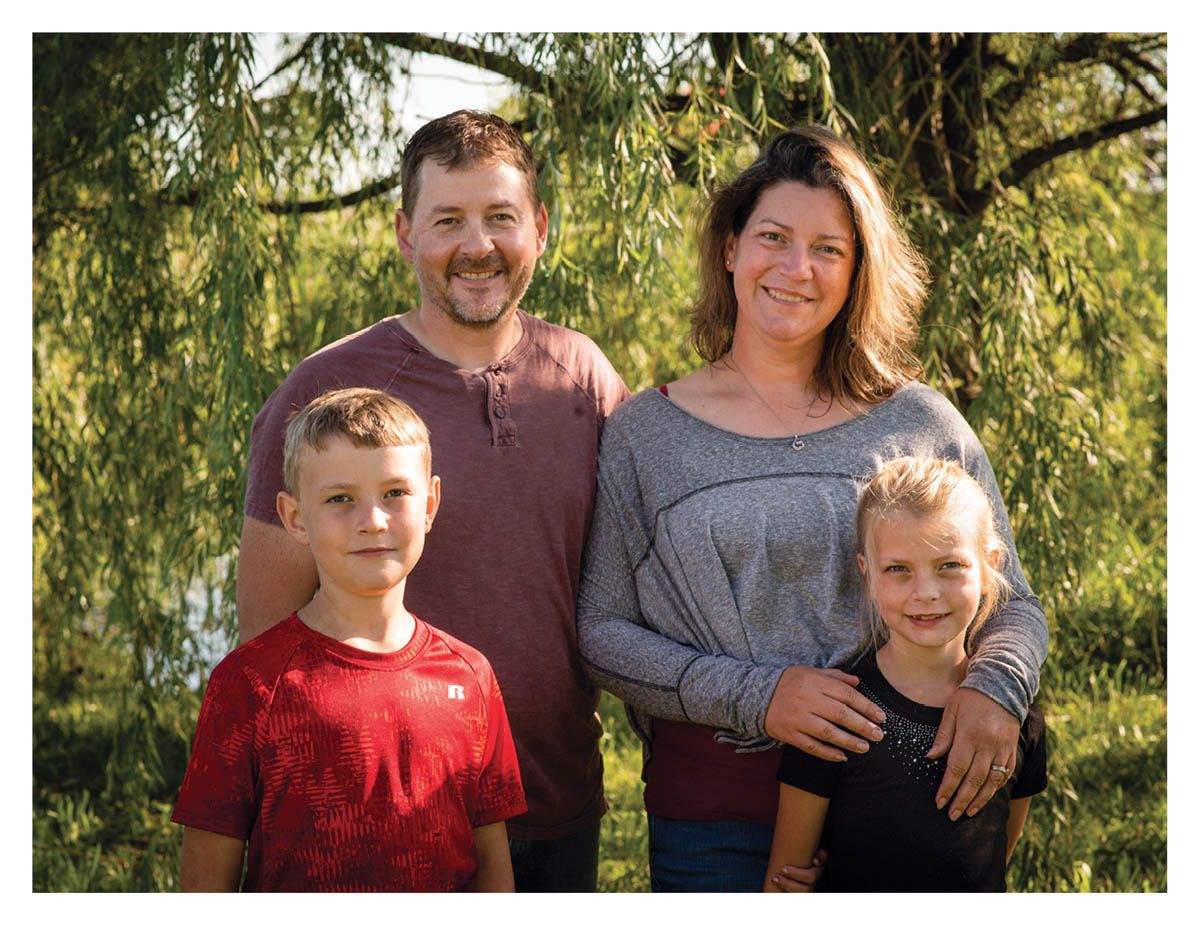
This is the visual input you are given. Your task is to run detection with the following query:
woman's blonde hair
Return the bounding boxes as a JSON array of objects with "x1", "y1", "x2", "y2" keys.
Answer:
[
  {"x1": 855, "y1": 456, "x2": 1009, "y2": 655},
  {"x1": 690, "y1": 126, "x2": 928, "y2": 404}
]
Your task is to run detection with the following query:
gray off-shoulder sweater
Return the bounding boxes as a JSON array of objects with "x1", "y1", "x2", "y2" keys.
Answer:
[{"x1": 575, "y1": 383, "x2": 1047, "y2": 752}]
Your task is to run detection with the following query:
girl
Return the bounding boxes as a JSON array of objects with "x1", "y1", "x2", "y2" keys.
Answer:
[{"x1": 764, "y1": 456, "x2": 1047, "y2": 892}]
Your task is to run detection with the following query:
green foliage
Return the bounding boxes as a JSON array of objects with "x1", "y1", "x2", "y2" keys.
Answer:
[
  {"x1": 597, "y1": 692, "x2": 652, "y2": 892},
  {"x1": 31, "y1": 687, "x2": 1164, "y2": 892},
  {"x1": 33, "y1": 630, "x2": 196, "y2": 891},
  {"x1": 33, "y1": 32, "x2": 1165, "y2": 891},
  {"x1": 1008, "y1": 676, "x2": 1166, "y2": 891}
]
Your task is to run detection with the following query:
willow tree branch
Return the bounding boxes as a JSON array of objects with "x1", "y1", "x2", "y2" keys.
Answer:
[
  {"x1": 261, "y1": 171, "x2": 403, "y2": 213},
  {"x1": 250, "y1": 33, "x2": 319, "y2": 94},
  {"x1": 367, "y1": 32, "x2": 546, "y2": 93},
  {"x1": 159, "y1": 169, "x2": 403, "y2": 214},
  {"x1": 986, "y1": 33, "x2": 1165, "y2": 123},
  {"x1": 963, "y1": 105, "x2": 1167, "y2": 216}
]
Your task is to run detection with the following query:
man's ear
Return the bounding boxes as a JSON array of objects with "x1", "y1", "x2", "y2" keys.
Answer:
[
  {"x1": 534, "y1": 202, "x2": 549, "y2": 257},
  {"x1": 395, "y1": 209, "x2": 415, "y2": 262},
  {"x1": 425, "y1": 475, "x2": 441, "y2": 533},
  {"x1": 276, "y1": 491, "x2": 310, "y2": 547}
]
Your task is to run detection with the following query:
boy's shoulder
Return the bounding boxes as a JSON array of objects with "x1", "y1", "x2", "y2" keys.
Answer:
[
  {"x1": 206, "y1": 615, "x2": 310, "y2": 699},
  {"x1": 417, "y1": 619, "x2": 500, "y2": 685}
]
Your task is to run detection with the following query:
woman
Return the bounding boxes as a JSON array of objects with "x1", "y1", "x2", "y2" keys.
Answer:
[{"x1": 576, "y1": 127, "x2": 1047, "y2": 892}]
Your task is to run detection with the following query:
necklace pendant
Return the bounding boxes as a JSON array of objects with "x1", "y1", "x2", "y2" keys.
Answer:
[{"x1": 791, "y1": 436, "x2": 805, "y2": 451}]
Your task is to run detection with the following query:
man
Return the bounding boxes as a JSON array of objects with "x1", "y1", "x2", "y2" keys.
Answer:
[{"x1": 236, "y1": 110, "x2": 630, "y2": 891}]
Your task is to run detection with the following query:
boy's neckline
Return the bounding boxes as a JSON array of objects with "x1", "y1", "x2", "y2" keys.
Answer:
[
  {"x1": 295, "y1": 599, "x2": 417, "y2": 654},
  {"x1": 283, "y1": 612, "x2": 430, "y2": 667}
]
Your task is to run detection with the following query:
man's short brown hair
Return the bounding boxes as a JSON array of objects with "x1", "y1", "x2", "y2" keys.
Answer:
[
  {"x1": 400, "y1": 109, "x2": 541, "y2": 216},
  {"x1": 282, "y1": 388, "x2": 431, "y2": 494}
]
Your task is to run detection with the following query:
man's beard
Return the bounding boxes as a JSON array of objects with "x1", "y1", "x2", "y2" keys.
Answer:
[{"x1": 416, "y1": 256, "x2": 534, "y2": 329}]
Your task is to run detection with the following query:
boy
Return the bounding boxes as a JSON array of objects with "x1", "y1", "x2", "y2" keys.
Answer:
[{"x1": 172, "y1": 387, "x2": 525, "y2": 891}]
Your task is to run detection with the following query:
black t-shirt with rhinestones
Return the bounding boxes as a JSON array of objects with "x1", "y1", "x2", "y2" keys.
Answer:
[{"x1": 777, "y1": 651, "x2": 1047, "y2": 892}]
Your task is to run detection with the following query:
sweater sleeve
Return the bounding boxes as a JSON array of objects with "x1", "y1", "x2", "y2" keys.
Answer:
[
  {"x1": 575, "y1": 405, "x2": 785, "y2": 743},
  {"x1": 943, "y1": 408, "x2": 1048, "y2": 720}
]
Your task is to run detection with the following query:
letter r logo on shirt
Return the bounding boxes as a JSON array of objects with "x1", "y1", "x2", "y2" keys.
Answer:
[{"x1": 447, "y1": 685, "x2": 465, "y2": 700}]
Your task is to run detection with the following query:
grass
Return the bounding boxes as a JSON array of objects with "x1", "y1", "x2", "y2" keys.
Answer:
[
  {"x1": 1007, "y1": 673, "x2": 1167, "y2": 891},
  {"x1": 32, "y1": 653, "x2": 1165, "y2": 892}
]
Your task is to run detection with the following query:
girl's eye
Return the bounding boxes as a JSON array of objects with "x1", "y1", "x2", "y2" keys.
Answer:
[
  {"x1": 884, "y1": 564, "x2": 908, "y2": 573},
  {"x1": 760, "y1": 231, "x2": 783, "y2": 242},
  {"x1": 940, "y1": 560, "x2": 965, "y2": 570}
]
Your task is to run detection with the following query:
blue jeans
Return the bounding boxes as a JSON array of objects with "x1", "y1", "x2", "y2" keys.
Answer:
[
  {"x1": 508, "y1": 821, "x2": 601, "y2": 892},
  {"x1": 647, "y1": 814, "x2": 775, "y2": 892}
]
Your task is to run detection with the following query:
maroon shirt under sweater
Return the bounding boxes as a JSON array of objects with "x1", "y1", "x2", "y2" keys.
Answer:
[{"x1": 243, "y1": 311, "x2": 629, "y2": 838}]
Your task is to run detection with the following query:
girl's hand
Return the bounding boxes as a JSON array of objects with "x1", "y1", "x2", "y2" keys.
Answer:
[
  {"x1": 765, "y1": 850, "x2": 828, "y2": 893},
  {"x1": 927, "y1": 687, "x2": 1019, "y2": 819},
  {"x1": 764, "y1": 665, "x2": 886, "y2": 761}
]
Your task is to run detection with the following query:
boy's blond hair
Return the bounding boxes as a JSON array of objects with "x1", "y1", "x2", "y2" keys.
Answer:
[
  {"x1": 282, "y1": 388, "x2": 431, "y2": 494},
  {"x1": 856, "y1": 456, "x2": 1009, "y2": 655}
]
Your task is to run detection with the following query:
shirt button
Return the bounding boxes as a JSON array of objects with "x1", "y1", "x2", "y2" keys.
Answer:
[{"x1": 495, "y1": 407, "x2": 507, "y2": 418}]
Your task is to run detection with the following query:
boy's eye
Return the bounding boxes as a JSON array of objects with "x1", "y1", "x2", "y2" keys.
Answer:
[
  {"x1": 325, "y1": 494, "x2": 350, "y2": 504},
  {"x1": 385, "y1": 488, "x2": 410, "y2": 498}
]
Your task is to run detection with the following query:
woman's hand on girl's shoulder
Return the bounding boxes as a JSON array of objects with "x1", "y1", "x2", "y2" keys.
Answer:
[
  {"x1": 927, "y1": 687, "x2": 1020, "y2": 819},
  {"x1": 765, "y1": 665, "x2": 886, "y2": 761}
]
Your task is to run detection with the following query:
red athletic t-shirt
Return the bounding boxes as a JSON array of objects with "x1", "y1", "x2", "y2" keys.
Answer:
[{"x1": 172, "y1": 614, "x2": 526, "y2": 891}]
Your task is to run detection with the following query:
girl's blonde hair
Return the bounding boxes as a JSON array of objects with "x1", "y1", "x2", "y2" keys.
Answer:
[
  {"x1": 855, "y1": 456, "x2": 1009, "y2": 654},
  {"x1": 690, "y1": 126, "x2": 928, "y2": 404}
]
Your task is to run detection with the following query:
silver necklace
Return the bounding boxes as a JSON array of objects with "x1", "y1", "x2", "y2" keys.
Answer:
[{"x1": 727, "y1": 356, "x2": 820, "y2": 451}]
